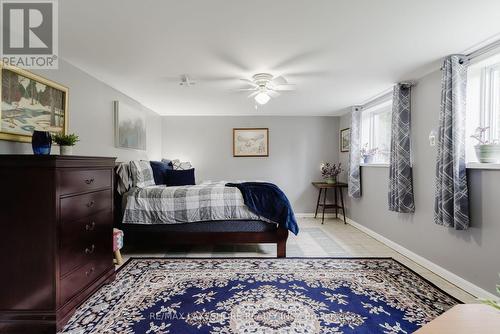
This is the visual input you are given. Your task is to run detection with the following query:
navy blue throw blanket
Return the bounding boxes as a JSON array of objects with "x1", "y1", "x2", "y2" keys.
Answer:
[{"x1": 226, "y1": 182, "x2": 299, "y2": 235}]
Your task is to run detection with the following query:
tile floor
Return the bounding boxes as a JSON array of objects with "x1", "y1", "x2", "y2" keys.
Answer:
[{"x1": 122, "y1": 217, "x2": 476, "y2": 303}]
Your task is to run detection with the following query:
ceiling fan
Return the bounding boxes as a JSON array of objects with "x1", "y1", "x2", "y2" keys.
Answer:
[{"x1": 238, "y1": 73, "x2": 295, "y2": 105}]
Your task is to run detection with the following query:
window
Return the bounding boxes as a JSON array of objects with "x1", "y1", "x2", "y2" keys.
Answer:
[
  {"x1": 360, "y1": 99, "x2": 392, "y2": 164},
  {"x1": 466, "y1": 53, "x2": 500, "y2": 163}
]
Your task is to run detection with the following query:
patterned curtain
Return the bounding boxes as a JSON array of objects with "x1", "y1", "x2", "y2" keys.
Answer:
[
  {"x1": 434, "y1": 55, "x2": 470, "y2": 230},
  {"x1": 388, "y1": 83, "x2": 415, "y2": 213},
  {"x1": 348, "y1": 106, "x2": 362, "y2": 198}
]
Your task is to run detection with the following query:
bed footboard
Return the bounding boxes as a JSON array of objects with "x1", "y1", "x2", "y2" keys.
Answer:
[{"x1": 118, "y1": 222, "x2": 289, "y2": 258}]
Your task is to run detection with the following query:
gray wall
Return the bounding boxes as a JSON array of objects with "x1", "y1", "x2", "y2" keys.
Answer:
[
  {"x1": 340, "y1": 70, "x2": 500, "y2": 295},
  {"x1": 0, "y1": 59, "x2": 162, "y2": 161},
  {"x1": 162, "y1": 116, "x2": 339, "y2": 212}
]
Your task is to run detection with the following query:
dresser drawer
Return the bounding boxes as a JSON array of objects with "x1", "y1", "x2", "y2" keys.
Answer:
[
  {"x1": 59, "y1": 169, "x2": 111, "y2": 196},
  {"x1": 60, "y1": 190, "x2": 112, "y2": 222},
  {"x1": 60, "y1": 210, "x2": 112, "y2": 276},
  {"x1": 59, "y1": 250, "x2": 112, "y2": 306}
]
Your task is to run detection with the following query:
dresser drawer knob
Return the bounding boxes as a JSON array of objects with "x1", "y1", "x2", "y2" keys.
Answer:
[
  {"x1": 85, "y1": 221, "x2": 96, "y2": 231},
  {"x1": 84, "y1": 178, "x2": 95, "y2": 185},
  {"x1": 86, "y1": 200, "x2": 95, "y2": 208},
  {"x1": 85, "y1": 267, "x2": 95, "y2": 276},
  {"x1": 85, "y1": 244, "x2": 95, "y2": 254}
]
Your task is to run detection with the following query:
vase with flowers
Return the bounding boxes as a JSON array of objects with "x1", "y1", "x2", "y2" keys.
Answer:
[
  {"x1": 360, "y1": 143, "x2": 378, "y2": 164},
  {"x1": 471, "y1": 127, "x2": 500, "y2": 163},
  {"x1": 320, "y1": 162, "x2": 342, "y2": 184}
]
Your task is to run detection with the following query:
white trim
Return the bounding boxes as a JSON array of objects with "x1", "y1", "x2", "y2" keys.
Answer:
[
  {"x1": 296, "y1": 212, "x2": 498, "y2": 300},
  {"x1": 467, "y1": 162, "x2": 500, "y2": 170},
  {"x1": 339, "y1": 215, "x2": 498, "y2": 301}
]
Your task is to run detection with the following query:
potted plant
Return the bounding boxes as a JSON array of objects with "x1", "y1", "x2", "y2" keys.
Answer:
[
  {"x1": 320, "y1": 162, "x2": 342, "y2": 184},
  {"x1": 53, "y1": 133, "x2": 79, "y2": 156},
  {"x1": 360, "y1": 144, "x2": 378, "y2": 164},
  {"x1": 471, "y1": 127, "x2": 500, "y2": 163}
]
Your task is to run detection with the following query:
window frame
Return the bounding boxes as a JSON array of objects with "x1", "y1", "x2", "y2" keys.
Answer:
[
  {"x1": 360, "y1": 99, "x2": 393, "y2": 166},
  {"x1": 479, "y1": 63, "x2": 500, "y2": 142},
  {"x1": 466, "y1": 53, "x2": 500, "y2": 167}
]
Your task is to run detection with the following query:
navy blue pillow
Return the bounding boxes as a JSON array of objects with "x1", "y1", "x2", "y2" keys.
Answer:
[
  {"x1": 150, "y1": 161, "x2": 173, "y2": 185},
  {"x1": 165, "y1": 168, "x2": 195, "y2": 186}
]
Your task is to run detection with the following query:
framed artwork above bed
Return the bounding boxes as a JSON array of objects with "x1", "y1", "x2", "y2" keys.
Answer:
[
  {"x1": 113, "y1": 100, "x2": 146, "y2": 151},
  {"x1": 233, "y1": 128, "x2": 269, "y2": 157}
]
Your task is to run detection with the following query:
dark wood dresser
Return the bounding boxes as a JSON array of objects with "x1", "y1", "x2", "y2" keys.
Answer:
[{"x1": 0, "y1": 155, "x2": 116, "y2": 333}]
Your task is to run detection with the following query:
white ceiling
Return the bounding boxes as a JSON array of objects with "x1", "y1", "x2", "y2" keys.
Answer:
[{"x1": 60, "y1": 0, "x2": 500, "y2": 116}]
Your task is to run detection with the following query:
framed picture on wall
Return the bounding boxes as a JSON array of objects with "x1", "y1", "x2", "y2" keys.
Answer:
[
  {"x1": 113, "y1": 100, "x2": 147, "y2": 151},
  {"x1": 233, "y1": 128, "x2": 269, "y2": 157},
  {"x1": 0, "y1": 64, "x2": 69, "y2": 142},
  {"x1": 340, "y1": 128, "x2": 350, "y2": 152}
]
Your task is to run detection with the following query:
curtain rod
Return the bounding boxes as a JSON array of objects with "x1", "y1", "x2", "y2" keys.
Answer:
[
  {"x1": 355, "y1": 40, "x2": 500, "y2": 111},
  {"x1": 441, "y1": 39, "x2": 500, "y2": 68},
  {"x1": 466, "y1": 39, "x2": 500, "y2": 61},
  {"x1": 360, "y1": 91, "x2": 392, "y2": 110},
  {"x1": 358, "y1": 82, "x2": 415, "y2": 110}
]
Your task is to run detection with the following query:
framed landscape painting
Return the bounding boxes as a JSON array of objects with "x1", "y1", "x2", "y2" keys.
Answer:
[
  {"x1": 233, "y1": 128, "x2": 269, "y2": 157},
  {"x1": 114, "y1": 101, "x2": 146, "y2": 151},
  {"x1": 340, "y1": 128, "x2": 350, "y2": 152},
  {"x1": 0, "y1": 64, "x2": 68, "y2": 142}
]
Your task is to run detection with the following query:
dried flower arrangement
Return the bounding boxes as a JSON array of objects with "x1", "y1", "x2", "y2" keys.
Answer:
[{"x1": 320, "y1": 162, "x2": 342, "y2": 183}]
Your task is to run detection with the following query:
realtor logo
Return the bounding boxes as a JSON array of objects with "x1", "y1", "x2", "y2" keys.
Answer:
[{"x1": 0, "y1": 0, "x2": 58, "y2": 69}]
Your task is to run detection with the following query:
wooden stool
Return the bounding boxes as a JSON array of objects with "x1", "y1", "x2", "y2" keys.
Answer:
[{"x1": 113, "y1": 228, "x2": 124, "y2": 265}]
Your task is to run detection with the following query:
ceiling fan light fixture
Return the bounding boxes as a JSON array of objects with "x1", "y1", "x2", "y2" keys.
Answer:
[{"x1": 255, "y1": 92, "x2": 270, "y2": 105}]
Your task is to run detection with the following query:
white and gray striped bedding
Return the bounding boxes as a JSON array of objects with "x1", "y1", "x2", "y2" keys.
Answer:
[{"x1": 122, "y1": 181, "x2": 273, "y2": 225}]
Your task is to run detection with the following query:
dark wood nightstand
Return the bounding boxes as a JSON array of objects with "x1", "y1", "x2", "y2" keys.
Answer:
[{"x1": 311, "y1": 182, "x2": 348, "y2": 224}]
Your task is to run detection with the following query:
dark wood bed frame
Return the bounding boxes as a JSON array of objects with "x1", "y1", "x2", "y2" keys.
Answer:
[{"x1": 114, "y1": 168, "x2": 289, "y2": 258}]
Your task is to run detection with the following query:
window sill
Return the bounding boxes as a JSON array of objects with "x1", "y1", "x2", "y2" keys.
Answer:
[
  {"x1": 466, "y1": 162, "x2": 500, "y2": 170},
  {"x1": 360, "y1": 163, "x2": 390, "y2": 168}
]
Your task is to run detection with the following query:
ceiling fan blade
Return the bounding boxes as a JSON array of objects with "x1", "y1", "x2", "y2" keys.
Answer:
[
  {"x1": 235, "y1": 87, "x2": 257, "y2": 91},
  {"x1": 271, "y1": 75, "x2": 288, "y2": 86},
  {"x1": 273, "y1": 85, "x2": 296, "y2": 91},
  {"x1": 248, "y1": 91, "x2": 259, "y2": 98},
  {"x1": 240, "y1": 78, "x2": 258, "y2": 87},
  {"x1": 272, "y1": 49, "x2": 324, "y2": 71}
]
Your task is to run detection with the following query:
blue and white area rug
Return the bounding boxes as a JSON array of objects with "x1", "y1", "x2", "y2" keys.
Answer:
[{"x1": 61, "y1": 258, "x2": 459, "y2": 334}]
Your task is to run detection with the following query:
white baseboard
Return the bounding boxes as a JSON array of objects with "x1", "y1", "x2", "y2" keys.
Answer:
[
  {"x1": 338, "y1": 214, "x2": 497, "y2": 300},
  {"x1": 295, "y1": 212, "x2": 338, "y2": 218},
  {"x1": 296, "y1": 212, "x2": 497, "y2": 300}
]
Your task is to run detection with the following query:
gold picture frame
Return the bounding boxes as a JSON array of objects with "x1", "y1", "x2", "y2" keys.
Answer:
[
  {"x1": 0, "y1": 63, "x2": 69, "y2": 143},
  {"x1": 233, "y1": 128, "x2": 269, "y2": 157}
]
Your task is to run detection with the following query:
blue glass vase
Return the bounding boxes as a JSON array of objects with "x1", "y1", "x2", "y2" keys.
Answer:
[{"x1": 32, "y1": 130, "x2": 52, "y2": 155}]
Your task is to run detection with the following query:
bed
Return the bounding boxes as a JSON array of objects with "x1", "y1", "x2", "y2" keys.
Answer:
[{"x1": 114, "y1": 170, "x2": 292, "y2": 257}]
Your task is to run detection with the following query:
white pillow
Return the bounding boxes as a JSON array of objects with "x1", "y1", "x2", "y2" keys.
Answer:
[
  {"x1": 130, "y1": 160, "x2": 155, "y2": 188},
  {"x1": 171, "y1": 159, "x2": 192, "y2": 170}
]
